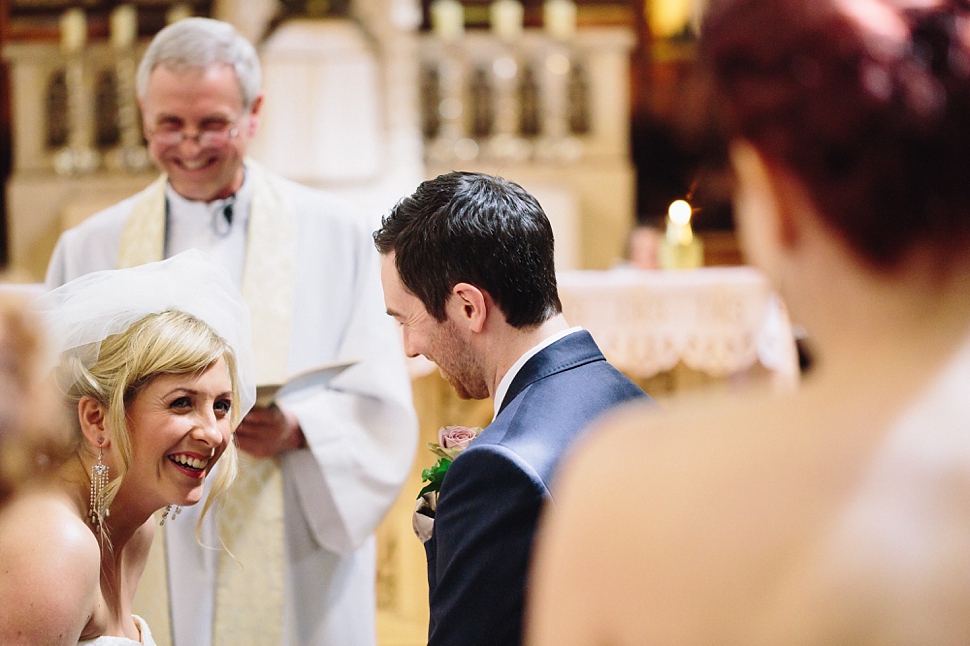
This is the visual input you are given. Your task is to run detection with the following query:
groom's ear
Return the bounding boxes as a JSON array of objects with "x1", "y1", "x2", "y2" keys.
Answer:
[{"x1": 449, "y1": 283, "x2": 488, "y2": 334}]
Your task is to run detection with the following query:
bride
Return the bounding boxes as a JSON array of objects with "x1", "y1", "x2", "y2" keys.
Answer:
[{"x1": 0, "y1": 251, "x2": 255, "y2": 645}]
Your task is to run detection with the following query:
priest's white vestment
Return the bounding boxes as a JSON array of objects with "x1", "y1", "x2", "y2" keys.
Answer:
[{"x1": 46, "y1": 162, "x2": 418, "y2": 646}]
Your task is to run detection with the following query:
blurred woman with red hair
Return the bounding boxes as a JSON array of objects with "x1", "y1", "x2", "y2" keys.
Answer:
[{"x1": 529, "y1": 1, "x2": 970, "y2": 644}]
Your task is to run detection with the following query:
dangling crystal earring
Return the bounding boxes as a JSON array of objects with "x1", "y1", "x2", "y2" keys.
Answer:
[
  {"x1": 160, "y1": 504, "x2": 182, "y2": 525},
  {"x1": 89, "y1": 437, "x2": 109, "y2": 528}
]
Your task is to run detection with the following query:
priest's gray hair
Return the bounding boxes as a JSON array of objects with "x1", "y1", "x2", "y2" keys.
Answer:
[{"x1": 136, "y1": 17, "x2": 261, "y2": 109}]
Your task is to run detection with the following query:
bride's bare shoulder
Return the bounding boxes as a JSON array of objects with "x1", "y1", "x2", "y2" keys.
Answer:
[{"x1": 0, "y1": 488, "x2": 101, "y2": 644}]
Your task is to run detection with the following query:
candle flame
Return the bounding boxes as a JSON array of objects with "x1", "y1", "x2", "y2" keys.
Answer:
[{"x1": 668, "y1": 200, "x2": 692, "y2": 226}]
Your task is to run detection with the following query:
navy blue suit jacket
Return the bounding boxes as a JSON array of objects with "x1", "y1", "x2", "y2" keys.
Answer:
[{"x1": 425, "y1": 330, "x2": 649, "y2": 646}]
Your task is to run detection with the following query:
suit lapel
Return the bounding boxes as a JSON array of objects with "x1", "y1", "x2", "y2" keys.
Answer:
[{"x1": 497, "y1": 330, "x2": 604, "y2": 416}]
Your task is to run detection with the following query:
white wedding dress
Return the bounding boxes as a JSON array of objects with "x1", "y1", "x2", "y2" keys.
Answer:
[{"x1": 78, "y1": 616, "x2": 156, "y2": 646}]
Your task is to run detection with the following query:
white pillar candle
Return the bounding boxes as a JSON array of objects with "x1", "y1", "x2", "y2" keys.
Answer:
[
  {"x1": 110, "y1": 5, "x2": 137, "y2": 49},
  {"x1": 490, "y1": 0, "x2": 523, "y2": 41},
  {"x1": 543, "y1": 0, "x2": 576, "y2": 41},
  {"x1": 60, "y1": 8, "x2": 87, "y2": 54},
  {"x1": 659, "y1": 199, "x2": 703, "y2": 269},
  {"x1": 431, "y1": 0, "x2": 465, "y2": 40},
  {"x1": 648, "y1": 0, "x2": 692, "y2": 39},
  {"x1": 665, "y1": 199, "x2": 694, "y2": 244}
]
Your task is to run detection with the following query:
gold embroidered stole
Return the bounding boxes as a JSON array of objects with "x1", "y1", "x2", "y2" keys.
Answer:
[{"x1": 123, "y1": 161, "x2": 295, "y2": 646}]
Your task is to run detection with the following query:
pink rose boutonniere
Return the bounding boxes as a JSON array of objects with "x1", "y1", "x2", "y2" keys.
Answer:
[
  {"x1": 419, "y1": 425, "x2": 481, "y2": 498},
  {"x1": 413, "y1": 425, "x2": 482, "y2": 542}
]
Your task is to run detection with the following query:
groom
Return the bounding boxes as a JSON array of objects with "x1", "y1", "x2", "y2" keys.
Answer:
[{"x1": 374, "y1": 172, "x2": 650, "y2": 646}]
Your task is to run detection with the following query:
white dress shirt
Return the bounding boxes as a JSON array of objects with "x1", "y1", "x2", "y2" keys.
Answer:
[
  {"x1": 164, "y1": 173, "x2": 252, "y2": 285},
  {"x1": 492, "y1": 326, "x2": 584, "y2": 418}
]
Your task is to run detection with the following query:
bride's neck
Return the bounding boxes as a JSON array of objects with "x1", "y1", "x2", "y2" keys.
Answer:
[{"x1": 57, "y1": 455, "x2": 154, "y2": 553}]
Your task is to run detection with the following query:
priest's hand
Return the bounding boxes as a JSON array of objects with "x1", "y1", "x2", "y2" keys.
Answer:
[{"x1": 235, "y1": 405, "x2": 307, "y2": 458}]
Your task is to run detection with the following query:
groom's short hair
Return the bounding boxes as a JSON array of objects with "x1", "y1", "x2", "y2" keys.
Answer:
[{"x1": 374, "y1": 171, "x2": 562, "y2": 328}]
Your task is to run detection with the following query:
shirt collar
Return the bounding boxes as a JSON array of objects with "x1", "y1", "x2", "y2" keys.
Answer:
[
  {"x1": 164, "y1": 169, "x2": 253, "y2": 234},
  {"x1": 492, "y1": 326, "x2": 584, "y2": 419}
]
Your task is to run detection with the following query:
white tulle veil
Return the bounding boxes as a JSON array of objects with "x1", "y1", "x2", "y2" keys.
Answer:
[{"x1": 33, "y1": 250, "x2": 256, "y2": 417}]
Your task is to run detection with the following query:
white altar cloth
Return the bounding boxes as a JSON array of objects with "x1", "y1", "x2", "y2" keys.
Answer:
[{"x1": 556, "y1": 266, "x2": 798, "y2": 384}]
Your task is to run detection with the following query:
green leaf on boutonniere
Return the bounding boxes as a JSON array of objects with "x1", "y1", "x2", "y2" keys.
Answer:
[
  {"x1": 417, "y1": 426, "x2": 481, "y2": 500},
  {"x1": 418, "y1": 458, "x2": 452, "y2": 498}
]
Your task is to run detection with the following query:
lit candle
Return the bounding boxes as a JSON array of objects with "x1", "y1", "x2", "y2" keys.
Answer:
[
  {"x1": 543, "y1": 0, "x2": 576, "y2": 41},
  {"x1": 60, "y1": 8, "x2": 87, "y2": 54},
  {"x1": 431, "y1": 0, "x2": 465, "y2": 41},
  {"x1": 659, "y1": 199, "x2": 704, "y2": 269},
  {"x1": 490, "y1": 0, "x2": 523, "y2": 41},
  {"x1": 665, "y1": 199, "x2": 694, "y2": 244},
  {"x1": 110, "y1": 5, "x2": 137, "y2": 50},
  {"x1": 648, "y1": 0, "x2": 692, "y2": 39}
]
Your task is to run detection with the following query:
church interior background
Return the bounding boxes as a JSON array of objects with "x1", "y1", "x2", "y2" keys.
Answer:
[{"x1": 0, "y1": 1, "x2": 781, "y2": 645}]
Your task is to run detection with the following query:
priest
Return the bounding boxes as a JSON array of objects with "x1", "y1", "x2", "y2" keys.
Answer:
[{"x1": 45, "y1": 17, "x2": 417, "y2": 646}]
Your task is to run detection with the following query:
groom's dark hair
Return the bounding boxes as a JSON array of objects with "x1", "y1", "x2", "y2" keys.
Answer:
[{"x1": 374, "y1": 171, "x2": 562, "y2": 328}]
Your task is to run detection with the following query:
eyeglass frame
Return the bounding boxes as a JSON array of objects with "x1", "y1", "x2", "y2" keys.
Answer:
[{"x1": 144, "y1": 114, "x2": 247, "y2": 148}]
